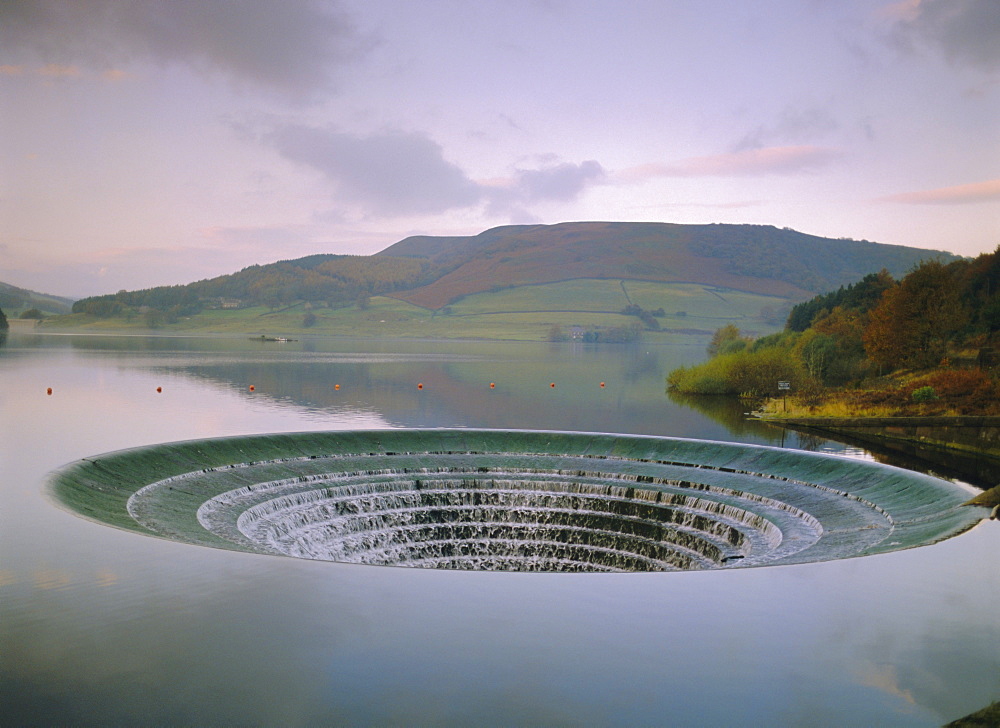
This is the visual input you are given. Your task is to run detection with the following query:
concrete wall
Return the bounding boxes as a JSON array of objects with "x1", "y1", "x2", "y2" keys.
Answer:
[{"x1": 778, "y1": 416, "x2": 1000, "y2": 460}]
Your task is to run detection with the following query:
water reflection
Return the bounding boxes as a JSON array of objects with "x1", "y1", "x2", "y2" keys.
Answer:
[
  {"x1": 667, "y1": 391, "x2": 775, "y2": 439},
  {"x1": 42, "y1": 335, "x2": 724, "y2": 439},
  {"x1": 668, "y1": 389, "x2": 1000, "y2": 485},
  {"x1": 41, "y1": 332, "x2": 998, "y2": 483},
  {"x1": 1, "y1": 333, "x2": 997, "y2": 727},
  {"x1": 784, "y1": 424, "x2": 1000, "y2": 488}
]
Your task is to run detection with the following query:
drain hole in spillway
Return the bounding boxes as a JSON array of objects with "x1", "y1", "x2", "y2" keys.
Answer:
[{"x1": 232, "y1": 477, "x2": 797, "y2": 572}]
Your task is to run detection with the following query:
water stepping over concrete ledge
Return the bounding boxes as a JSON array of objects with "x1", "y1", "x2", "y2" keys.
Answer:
[{"x1": 48, "y1": 429, "x2": 988, "y2": 572}]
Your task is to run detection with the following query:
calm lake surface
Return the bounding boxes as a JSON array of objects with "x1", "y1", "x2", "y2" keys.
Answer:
[{"x1": 2, "y1": 333, "x2": 997, "y2": 726}]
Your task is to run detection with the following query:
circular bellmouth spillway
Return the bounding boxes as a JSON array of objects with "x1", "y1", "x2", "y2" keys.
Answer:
[{"x1": 49, "y1": 429, "x2": 986, "y2": 572}]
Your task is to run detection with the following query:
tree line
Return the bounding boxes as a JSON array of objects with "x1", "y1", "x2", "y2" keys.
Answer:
[
  {"x1": 620, "y1": 303, "x2": 666, "y2": 330},
  {"x1": 72, "y1": 254, "x2": 438, "y2": 318},
  {"x1": 668, "y1": 247, "x2": 1000, "y2": 397}
]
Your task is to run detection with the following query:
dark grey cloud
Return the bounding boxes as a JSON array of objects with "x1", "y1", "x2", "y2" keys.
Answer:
[
  {"x1": 265, "y1": 125, "x2": 482, "y2": 215},
  {"x1": 0, "y1": 0, "x2": 367, "y2": 98},
  {"x1": 896, "y1": 0, "x2": 1000, "y2": 71},
  {"x1": 263, "y1": 124, "x2": 605, "y2": 218}
]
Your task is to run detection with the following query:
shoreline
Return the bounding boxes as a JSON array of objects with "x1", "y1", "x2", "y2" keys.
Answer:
[{"x1": 3, "y1": 326, "x2": 703, "y2": 349}]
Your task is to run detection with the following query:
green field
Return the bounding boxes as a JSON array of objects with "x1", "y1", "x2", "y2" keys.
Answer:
[
  {"x1": 450, "y1": 279, "x2": 632, "y2": 314},
  {"x1": 444, "y1": 279, "x2": 791, "y2": 338},
  {"x1": 38, "y1": 279, "x2": 792, "y2": 342}
]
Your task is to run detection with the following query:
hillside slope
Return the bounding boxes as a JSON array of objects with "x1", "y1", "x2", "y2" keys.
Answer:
[
  {"x1": 379, "y1": 222, "x2": 956, "y2": 310},
  {"x1": 71, "y1": 255, "x2": 436, "y2": 316},
  {"x1": 0, "y1": 281, "x2": 75, "y2": 315},
  {"x1": 64, "y1": 221, "x2": 958, "y2": 330}
]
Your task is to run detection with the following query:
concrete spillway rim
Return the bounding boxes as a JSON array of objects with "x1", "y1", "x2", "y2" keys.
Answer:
[{"x1": 46, "y1": 428, "x2": 990, "y2": 573}]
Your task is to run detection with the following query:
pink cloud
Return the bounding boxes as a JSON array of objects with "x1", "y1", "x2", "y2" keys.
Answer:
[
  {"x1": 0, "y1": 64, "x2": 124, "y2": 81},
  {"x1": 101, "y1": 68, "x2": 130, "y2": 82},
  {"x1": 37, "y1": 63, "x2": 81, "y2": 77},
  {"x1": 617, "y1": 145, "x2": 842, "y2": 180},
  {"x1": 678, "y1": 200, "x2": 763, "y2": 209},
  {"x1": 877, "y1": 178, "x2": 1000, "y2": 204},
  {"x1": 877, "y1": 0, "x2": 922, "y2": 23}
]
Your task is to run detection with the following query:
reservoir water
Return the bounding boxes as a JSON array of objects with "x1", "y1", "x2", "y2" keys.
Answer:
[{"x1": 1, "y1": 333, "x2": 997, "y2": 726}]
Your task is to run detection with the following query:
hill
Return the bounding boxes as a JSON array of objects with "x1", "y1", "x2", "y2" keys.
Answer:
[
  {"x1": 70, "y1": 254, "x2": 437, "y2": 317},
  {"x1": 378, "y1": 222, "x2": 955, "y2": 310},
  {"x1": 53, "y1": 222, "x2": 960, "y2": 341},
  {"x1": 0, "y1": 281, "x2": 75, "y2": 316}
]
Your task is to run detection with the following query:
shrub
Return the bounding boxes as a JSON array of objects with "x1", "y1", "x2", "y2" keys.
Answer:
[
  {"x1": 668, "y1": 347, "x2": 810, "y2": 396},
  {"x1": 911, "y1": 386, "x2": 939, "y2": 403},
  {"x1": 750, "y1": 330, "x2": 796, "y2": 353},
  {"x1": 667, "y1": 363, "x2": 731, "y2": 395},
  {"x1": 707, "y1": 324, "x2": 745, "y2": 357},
  {"x1": 910, "y1": 368, "x2": 1000, "y2": 413},
  {"x1": 920, "y1": 368, "x2": 993, "y2": 398},
  {"x1": 547, "y1": 325, "x2": 570, "y2": 342},
  {"x1": 718, "y1": 338, "x2": 748, "y2": 356}
]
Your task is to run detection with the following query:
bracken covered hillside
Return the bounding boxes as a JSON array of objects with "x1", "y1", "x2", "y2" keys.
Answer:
[
  {"x1": 69, "y1": 222, "x2": 956, "y2": 316},
  {"x1": 378, "y1": 222, "x2": 955, "y2": 310}
]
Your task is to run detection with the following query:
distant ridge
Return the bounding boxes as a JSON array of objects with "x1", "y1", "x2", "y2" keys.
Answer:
[
  {"x1": 378, "y1": 222, "x2": 956, "y2": 309},
  {"x1": 0, "y1": 280, "x2": 75, "y2": 315},
  {"x1": 68, "y1": 221, "x2": 957, "y2": 316}
]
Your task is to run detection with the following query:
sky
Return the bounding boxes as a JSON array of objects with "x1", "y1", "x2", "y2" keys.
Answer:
[{"x1": 1, "y1": 0, "x2": 998, "y2": 299}]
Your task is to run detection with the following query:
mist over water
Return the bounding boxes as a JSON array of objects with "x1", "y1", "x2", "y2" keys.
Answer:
[{"x1": 2, "y1": 334, "x2": 997, "y2": 726}]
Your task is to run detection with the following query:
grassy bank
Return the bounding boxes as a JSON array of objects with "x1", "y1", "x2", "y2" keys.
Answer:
[
  {"x1": 758, "y1": 367, "x2": 1000, "y2": 418},
  {"x1": 39, "y1": 279, "x2": 788, "y2": 343}
]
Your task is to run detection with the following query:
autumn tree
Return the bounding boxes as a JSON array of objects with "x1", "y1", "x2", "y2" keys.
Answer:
[
  {"x1": 863, "y1": 260, "x2": 967, "y2": 370},
  {"x1": 786, "y1": 269, "x2": 894, "y2": 331},
  {"x1": 792, "y1": 329, "x2": 836, "y2": 381},
  {"x1": 957, "y1": 245, "x2": 1000, "y2": 337},
  {"x1": 809, "y1": 306, "x2": 867, "y2": 383},
  {"x1": 707, "y1": 324, "x2": 749, "y2": 357}
]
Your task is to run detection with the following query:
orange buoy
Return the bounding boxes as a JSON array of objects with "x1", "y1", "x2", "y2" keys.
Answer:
[
  {"x1": 417, "y1": 383, "x2": 423, "y2": 390},
  {"x1": 46, "y1": 387, "x2": 52, "y2": 395},
  {"x1": 489, "y1": 382, "x2": 495, "y2": 389},
  {"x1": 334, "y1": 384, "x2": 340, "y2": 391},
  {"x1": 550, "y1": 382, "x2": 556, "y2": 388},
  {"x1": 249, "y1": 385, "x2": 255, "y2": 392},
  {"x1": 156, "y1": 386, "x2": 162, "y2": 393},
  {"x1": 599, "y1": 382, "x2": 605, "y2": 388}
]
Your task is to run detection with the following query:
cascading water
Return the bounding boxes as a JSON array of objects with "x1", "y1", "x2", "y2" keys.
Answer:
[
  {"x1": 234, "y1": 477, "x2": 768, "y2": 571},
  {"x1": 49, "y1": 429, "x2": 987, "y2": 572}
]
